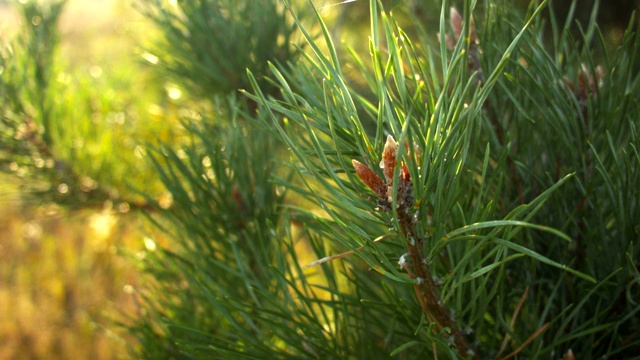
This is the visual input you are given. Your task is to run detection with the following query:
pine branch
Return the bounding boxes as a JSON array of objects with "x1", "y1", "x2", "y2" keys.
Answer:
[{"x1": 353, "y1": 135, "x2": 475, "y2": 358}]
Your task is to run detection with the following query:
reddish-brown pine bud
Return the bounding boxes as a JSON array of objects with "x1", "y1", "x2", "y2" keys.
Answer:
[
  {"x1": 450, "y1": 7, "x2": 463, "y2": 41},
  {"x1": 577, "y1": 65, "x2": 589, "y2": 96},
  {"x1": 578, "y1": 64, "x2": 603, "y2": 95},
  {"x1": 401, "y1": 163, "x2": 411, "y2": 183},
  {"x1": 594, "y1": 66, "x2": 603, "y2": 88},
  {"x1": 563, "y1": 349, "x2": 575, "y2": 360},
  {"x1": 447, "y1": 7, "x2": 478, "y2": 48},
  {"x1": 563, "y1": 76, "x2": 576, "y2": 93},
  {"x1": 444, "y1": 34, "x2": 455, "y2": 51},
  {"x1": 381, "y1": 135, "x2": 398, "y2": 184},
  {"x1": 352, "y1": 159, "x2": 387, "y2": 199},
  {"x1": 437, "y1": 32, "x2": 456, "y2": 50}
]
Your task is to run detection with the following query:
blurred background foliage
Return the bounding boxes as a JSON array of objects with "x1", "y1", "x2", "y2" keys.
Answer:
[
  {"x1": 0, "y1": 0, "x2": 639, "y2": 358},
  {"x1": 0, "y1": 0, "x2": 174, "y2": 358}
]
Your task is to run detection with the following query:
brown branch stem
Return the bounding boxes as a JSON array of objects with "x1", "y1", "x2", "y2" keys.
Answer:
[{"x1": 397, "y1": 208, "x2": 477, "y2": 359}]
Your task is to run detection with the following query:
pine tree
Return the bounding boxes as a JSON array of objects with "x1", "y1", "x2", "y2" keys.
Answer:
[
  {"x1": 3, "y1": 0, "x2": 639, "y2": 358},
  {"x1": 123, "y1": 0, "x2": 640, "y2": 358}
]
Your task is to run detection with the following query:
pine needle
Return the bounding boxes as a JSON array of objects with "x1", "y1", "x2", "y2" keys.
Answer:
[{"x1": 303, "y1": 234, "x2": 392, "y2": 268}]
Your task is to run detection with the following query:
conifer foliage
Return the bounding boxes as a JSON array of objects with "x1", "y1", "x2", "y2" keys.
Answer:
[
  {"x1": 4, "y1": 0, "x2": 638, "y2": 358},
  {"x1": 128, "y1": 0, "x2": 640, "y2": 358}
]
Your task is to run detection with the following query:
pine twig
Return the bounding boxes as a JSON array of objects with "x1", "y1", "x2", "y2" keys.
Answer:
[{"x1": 353, "y1": 135, "x2": 476, "y2": 359}]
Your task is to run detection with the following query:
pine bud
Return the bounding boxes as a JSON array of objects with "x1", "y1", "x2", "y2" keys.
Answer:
[
  {"x1": 352, "y1": 159, "x2": 387, "y2": 199},
  {"x1": 450, "y1": 7, "x2": 463, "y2": 41},
  {"x1": 577, "y1": 64, "x2": 603, "y2": 96},
  {"x1": 563, "y1": 349, "x2": 575, "y2": 360},
  {"x1": 381, "y1": 135, "x2": 399, "y2": 184}
]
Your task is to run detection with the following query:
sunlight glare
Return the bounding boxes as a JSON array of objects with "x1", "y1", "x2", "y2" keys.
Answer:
[{"x1": 143, "y1": 237, "x2": 157, "y2": 251}]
